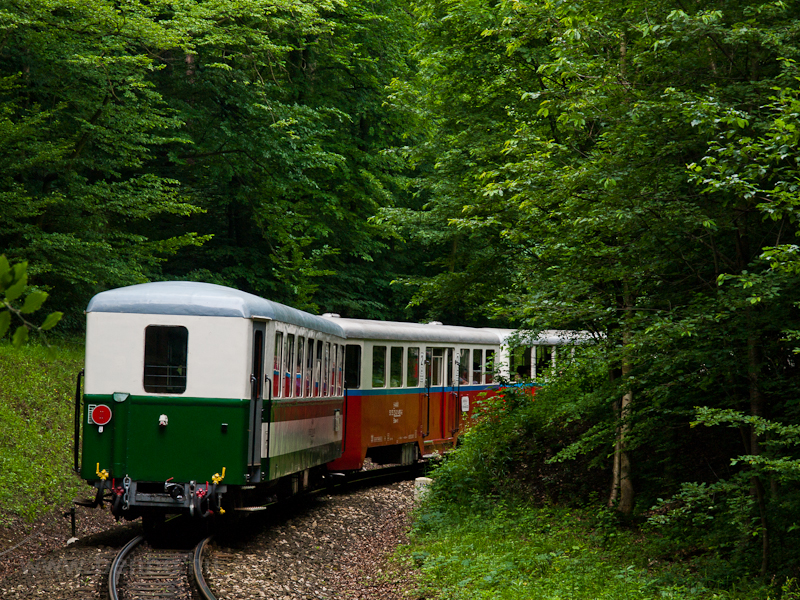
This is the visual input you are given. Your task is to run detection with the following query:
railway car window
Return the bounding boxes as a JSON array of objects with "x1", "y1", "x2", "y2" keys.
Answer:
[
  {"x1": 472, "y1": 349, "x2": 483, "y2": 384},
  {"x1": 372, "y1": 345, "x2": 387, "y2": 388},
  {"x1": 296, "y1": 337, "x2": 305, "y2": 397},
  {"x1": 345, "y1": 344, "x2": 361, "y2": 389},
  {"x1": 330, "y1": 343, "x2": 337, "y2": 395},
  {"x1": 337, "y1": 344, "x2": 344, "y2": 394},
  {"x1": 273, "y1": 332, "x2": 283, "y2": 398},
  {"x1": 485, "y1": 349, "x2": 495, "y2": 384},
  {"x1": 428, "y1": 348, "x2": 444, "y2": 386},
  {"x1": 447, "y1": 348, "x2": 454, "y2": 387},
  {"x1": 390, "y1": 347, "x2": 403, "y2": 388},
  {"x1": 459, "y1": 349, "x2": 470, "y2": 384},
  {"x1": 511, "y1": 346, "x2": 532, "y2": 381},
  {"x1": 535, "y1": 345, "x2": 553, "y2": 378},
  {"x1": 324, "y1": 342, "x2": 331, "y2": 396},
  {"x1": 407, "y1": 347, "x2": 420, "y2": 387},
  {"x1": 285, "y1": 334, "x2": 295, "y2": 397},
  {"x1": 314, "y1": 341, "x2": 323, "y2": 397},
  {"x1": 143, "y1": 326, "x2": 188, "y2": 394},
  {"x1": 305, "y1": 339, "x2": 314, "y2": 397}
]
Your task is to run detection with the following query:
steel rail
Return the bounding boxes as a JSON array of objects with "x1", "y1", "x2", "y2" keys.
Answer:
[
  {"x1": 108, "y1": 534, "x2": 145, "y2": 600},
  {"x1": 336, "y1": 461, "x2": 425, "y2": 486},
  {"x1": 193, "y1": 535, "x2": 217, "y2": 600}
]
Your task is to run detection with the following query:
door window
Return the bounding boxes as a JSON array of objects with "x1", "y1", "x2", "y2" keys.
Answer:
[
  {"x1": 143, "y1": 325, "x2": 188, "y2": 394},
  {"x1": 407, "y1": 347, "x2": 420, "y2": 387},
  {"x1": 345, "y1": 344, "x2": 361, "y2": 389},
  {"x1": 459, "y1": 349, "x2": 470, "y2": 384}
]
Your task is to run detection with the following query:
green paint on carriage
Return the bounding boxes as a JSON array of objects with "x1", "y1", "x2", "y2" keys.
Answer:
[{"x1": 80, "y1": 394, "x2": 251, "y2": 485}]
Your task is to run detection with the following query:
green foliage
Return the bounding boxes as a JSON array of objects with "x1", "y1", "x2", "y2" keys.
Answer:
[
  {"x1": 392, "y1": 0, "x2": 800, "y2": 579},
  {"x1": 405, "y1": 498, "x2": 775, "y2": 599},
  {"x1": 0, "y1": 342, "x2": 84, "y2": 524},
  {"x1": 138, "y1": 0, "x2": 424, "y2": 317},
  {"x1": 426, "y1": 347, "x2": 610, "y2": 507},
  {"x1": 0, "y1": 0, "x2": 208, "y2": 321},
  {"x1": 0, "y1": 256, "x2": 62, "y2": 347},
  {"x1": 0, "y1": 0, "x2": 425, "y2": 321}
]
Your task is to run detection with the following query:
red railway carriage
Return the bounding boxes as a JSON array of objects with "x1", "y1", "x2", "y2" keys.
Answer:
[{"x1": 321, "y1": 317, "x2": 514, "y2": 469}]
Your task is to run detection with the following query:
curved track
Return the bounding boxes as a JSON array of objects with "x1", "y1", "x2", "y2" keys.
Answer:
[{"x1": 108, "y1": 533, "x2": 217, "y2": 600}]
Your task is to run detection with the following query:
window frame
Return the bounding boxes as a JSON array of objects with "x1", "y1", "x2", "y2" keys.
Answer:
[
  {"x1": 143, "y1": 325, "x2": 189, "y2": 395},
  {"x1": 390, "y1": 346, "x2": 404, "y2": 388},
  {"x1": 372, "y1": 344, "x2": 387, "y2": 388}
]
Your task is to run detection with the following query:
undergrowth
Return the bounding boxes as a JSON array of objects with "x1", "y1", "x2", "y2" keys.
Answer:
[
  {"x1": 401, "y1": 363, "x2": 799, "y2": 598},
  {"x1": 0, "y1": 341, "x2": 85, "y2": 524},
  {"x1": 403, "y1": 496, "x2": 787, "y2": 599}
]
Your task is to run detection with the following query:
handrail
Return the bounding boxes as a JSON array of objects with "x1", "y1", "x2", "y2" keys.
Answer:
[
  {"x1": 342, "y1": 384, "x2": 349, "y2": 452},
  {"x1": 423, "y1": 360, "x2": 431, "y2": 438},
  {"x1": 73, "y1": 369, "x2": 84, "y2": 473}
]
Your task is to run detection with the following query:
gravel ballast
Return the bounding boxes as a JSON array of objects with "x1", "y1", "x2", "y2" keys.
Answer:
[
  {"x1": 207, "y1": 480, "x2": 419, "y2": 600},
  {"x1": 0, "y1": 480, "x2": 420, "y2": 600}
]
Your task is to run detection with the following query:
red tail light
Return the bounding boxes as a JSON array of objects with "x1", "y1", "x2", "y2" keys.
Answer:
[{"x1": 91, "y1": 404, "x2": 112, "y2": 426}]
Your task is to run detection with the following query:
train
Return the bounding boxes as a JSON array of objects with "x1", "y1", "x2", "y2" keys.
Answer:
[{"x1": 74, "y1": 281, "x2": 572, "y2": 523}]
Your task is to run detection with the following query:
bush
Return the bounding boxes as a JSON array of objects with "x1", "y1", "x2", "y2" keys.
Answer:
[
  {"x1": 425, "y1": 348, "x2": 610, "y2": 509},
  {"x1": 404, "y1": 497, "x2": 776, "y2": 599}
]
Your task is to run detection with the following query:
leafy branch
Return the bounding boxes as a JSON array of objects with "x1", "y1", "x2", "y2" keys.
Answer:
[{"x1": 0, "y1": 256, "x2": 62, "y2": 347}]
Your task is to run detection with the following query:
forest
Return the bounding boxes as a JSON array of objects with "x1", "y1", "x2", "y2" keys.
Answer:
[{"x1": 3, "y1": 0, "x2": 800, "y2": 591}]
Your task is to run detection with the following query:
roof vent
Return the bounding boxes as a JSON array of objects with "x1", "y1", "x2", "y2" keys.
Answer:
[
  {"x1": 322, "y1": 313, "x2": 341, "y2": 318},
  {"x1": 426, "y1": 321, "x2": 443, "y2": 326}
]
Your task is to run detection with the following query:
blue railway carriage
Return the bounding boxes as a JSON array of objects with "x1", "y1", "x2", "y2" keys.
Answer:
[{"x1": 79, "y1": 282, "x2": 346, "y2": 520}]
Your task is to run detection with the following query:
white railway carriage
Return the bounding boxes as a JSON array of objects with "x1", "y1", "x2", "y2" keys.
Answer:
[{"x1": 80, "y1": 282, "x2": 346, "y2": 519}]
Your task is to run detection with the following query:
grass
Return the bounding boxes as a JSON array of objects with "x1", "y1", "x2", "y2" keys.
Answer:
[
  {"x1": 401, "y1": 496, "x2": 785, "y2": 600},
  {"x1": 0, "y1": 341, "x2": 86, "y2": 524}
]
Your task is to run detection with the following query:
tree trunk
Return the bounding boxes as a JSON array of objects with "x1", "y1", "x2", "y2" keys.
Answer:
[
  {"x1": 748, "y1": 333, "x2": 769, "y2": 576},
  {"x1": 736, "y1": 208, "x2": 769, "y2": 575},
  {"x1": 617, "y1": 365, "x2": 634, "y2": 514},
  {"x1": 609, "y1": 394, "x2": 620, "y2": 507},
  {"x1": 609, "y1": 283, "x2": 635, "y2": 514}
]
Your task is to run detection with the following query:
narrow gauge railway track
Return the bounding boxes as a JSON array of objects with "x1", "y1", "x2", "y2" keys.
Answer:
[
  {"x1": 104, "y1": 467, "x2": 420, "y2": 599},
  {"x1": 326, "y1": 461, "x2": 427, "y2": 492},
  {"x1": 229, "y1": 461, "x2": 426, "y2": 514},
  {"x1": 109, "y1": 534, "x2": 217, "y2": 600},
  {"x1": 0, "y1": 466, "x2": 422, "y2": 599}
]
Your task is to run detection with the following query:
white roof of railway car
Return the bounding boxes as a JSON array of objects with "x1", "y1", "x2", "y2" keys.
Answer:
[
  {"x1": 484, "y1": 328, "x2": 586, "y2": 346},
  {"x1": 321, "y1": 317, "x2": 506, "y2": 344},
  {"x1": 86, "y1": 281, "x2": 346, "y2": 338},
  {"x1": 324, "y1": 317, "x2": 583, "y2": 346}
]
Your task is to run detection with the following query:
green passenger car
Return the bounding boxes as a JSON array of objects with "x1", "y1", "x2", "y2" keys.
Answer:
[{"x1": 79, "y1": 282, "x2": 346, "y2": 520}]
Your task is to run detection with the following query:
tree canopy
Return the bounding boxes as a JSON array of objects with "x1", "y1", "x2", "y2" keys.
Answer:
[{"x1": 0, "y1": 0, "x2": 422, "y2": 321}]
